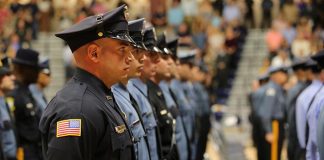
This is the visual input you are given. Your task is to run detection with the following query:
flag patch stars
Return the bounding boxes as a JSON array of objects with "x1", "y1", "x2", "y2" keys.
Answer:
[{"x1": 56, "y1": 119, "x2": 81, "y2": 138}]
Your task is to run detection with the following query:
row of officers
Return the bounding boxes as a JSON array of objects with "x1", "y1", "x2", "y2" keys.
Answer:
[
  {"x1": 0, "y1": 4, "x2": 212, "y2": 160},
  {"x1": 249, "y1": 49, "x2": 324, "y2": 160}
]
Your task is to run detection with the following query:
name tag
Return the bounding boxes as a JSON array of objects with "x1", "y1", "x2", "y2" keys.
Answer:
[{"x1": 160, "y1": 109, "x2": 167, "y2": 115}]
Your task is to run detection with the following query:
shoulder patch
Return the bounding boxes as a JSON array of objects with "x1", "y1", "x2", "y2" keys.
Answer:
[
  {"x1": 266, "y1": 88, "x2": 276, "y2": 96},
  {"x1": 56, "y1": 119, "x2": 81, "y2": 138}
]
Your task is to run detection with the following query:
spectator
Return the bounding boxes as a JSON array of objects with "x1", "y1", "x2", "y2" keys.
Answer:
[
  {"x1": 26, "y1": 0, "x2": 40, "y2": 40},
  {"x1": 181, "y1": 0, "x2": 198, "y2": 18},
  {"x1": 192, "y1": 17, "x2": 207, "y2": 51},
  {"x1": 167, "y1": 0, "x2": 184, "y2": 28},
  {"x1": 265, "y1": 24, "x2": 284, "y2": 59},
  {"x1": 224, "y1": 26, "x2": 238, "y2": 55},
  {"x1": 198, "y1": 0, "x2": 214, "y2": 21},
  {"x1": 0, "y1": 1, "x2": 11, "y2": 34},
  {"x1": 38, "y1": 0, "x2": 53, "y2": 32},
  {"x1": 291, "y1": 31, "x2": 311, "y2": 59},
  {"x1": 271, "y1": 49, "x2": 292, "y2": 67},
  {"x1": 151, "y1": 0, "x2": 167, "y2": 28},
  {"x1": 261, "y1": 0, "x2": 273, "y2": 28},
  {"x1": 206, "y1": 25, "x2": 225, "y2": 66},
  {"x1": 282, "y1": 0, "x2": 299, "y2": 25},
  {"x1": 223, "y1": 0, "x2": 241, "y2": 24},
  {"x1": 244, "y1": 0, "x2": 254, "y2": 28},
  {"x1": 10, "y1": 0, "x2": 22, "y2": 14},
  {"x1": 282, "y1": 22, "x2": 296, "y2": 46}
]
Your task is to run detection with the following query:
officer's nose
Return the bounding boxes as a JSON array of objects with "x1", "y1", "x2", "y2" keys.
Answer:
[{"x1": 125, "y1": 53, "x2": 132, "y2": 65}]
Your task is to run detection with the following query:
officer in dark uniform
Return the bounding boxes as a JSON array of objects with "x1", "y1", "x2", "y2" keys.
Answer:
[
  {"x1": 111, "y1": 18, "x2": 150, "y2": 160},
  {"x1": 39, "y1": 5, "x2": 136, "y2": 160},
  {"x1": 147, "y1": 33, "x2": 178, "y2": 159},
  {"x1": 11, "y1": 48, "x2": 43, "y2": 160},
  {"x1": 159, "y1": 38, "x2": 190, "y2": 160},
  {"x1": 0, "y1": 57, "x2": 17, "y2": 160},
  {"x1": 258, "y1": 66, "x2": 288, "y2": 160},
  {"x1": 286, "y1": 59, "x2": 308, "y2": 160}
]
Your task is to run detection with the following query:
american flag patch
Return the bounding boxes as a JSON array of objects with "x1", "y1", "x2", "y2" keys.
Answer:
[{"x1": 56, "y1": 119, "x2": 81, "y2": 138}]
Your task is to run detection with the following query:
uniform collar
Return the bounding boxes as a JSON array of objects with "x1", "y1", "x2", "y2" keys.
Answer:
[
  {"x1": 269, "y1": 80, "x2": 282, "y2": 90},
  {"x1": 74, "y1": 67, "x2": 111, "y2": 95},
  {"x1": 130, "y1": 78, "x2": 147, "y2": 96},
  {"x1": 112, "y1": 83, "x2": 130, "y2": 99}
]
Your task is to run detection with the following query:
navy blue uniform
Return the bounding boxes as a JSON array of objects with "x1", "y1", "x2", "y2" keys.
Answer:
[{"x1": 39, "y1": 68, "x2": 135, "y2": 160}]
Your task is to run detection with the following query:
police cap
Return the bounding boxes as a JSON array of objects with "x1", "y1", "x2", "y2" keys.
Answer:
[
  {"x1": 39, "y1": 57, "x2": 50, "y2": 75},
  {"x1": 268, "y1": 66, "x2": 288, "y2": 75},
  {"x1": 291, "y1": 59, "x2": 307, "y2": 71},
  {"x1": 128, "y1": 18, "x2": 147, "y2": 50},
  {"x1": 55, "y1": 4, "x2": 134, "y2": 52},
  {"x1": 157, "y1": 33, "x2": 172, "y2": 55},
  {"x1": 167, "y1": 38, "x2": 178, "y2": 59},
  {"x1": 143, "y1": 27, "x2": 162, "y2": 53}
]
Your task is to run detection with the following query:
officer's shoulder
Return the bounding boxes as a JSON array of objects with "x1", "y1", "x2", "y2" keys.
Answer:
[{"x1": 45, "y1": 80, "x2": 104, "y2": 116}]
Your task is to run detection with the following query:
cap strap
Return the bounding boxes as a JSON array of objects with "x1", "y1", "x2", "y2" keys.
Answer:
[{"x1": 96, "y1": 14, "x2": 105, "y2": 37}]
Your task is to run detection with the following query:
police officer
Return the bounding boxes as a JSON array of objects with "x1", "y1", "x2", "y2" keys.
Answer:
[
  {"x1": 29, "y1": 58, "x2": 51, "y2": 111},
  {"x1": 296, "y1": 58, "x2": 323, "y2": 159},
  {"x1": 304, "y1": 51, "x2": 324, "y2": 160},
  {"x1": 191, "y1": 65, "x2": 211, "y2": 160},
  {"x1": 11, "y1": 48, "x2": 43, "y2": 160},
  {"x1": 258, "y1": 66, "x2": 288, "y2": 160},
  {"x1": 286, "y1": 59, "x2": 308, "y2": 160},
  {"x1": 111, "y1": 18, "x2": 150, "y2": 160},
  {"x1": 39, "y1": 5, "x2": 135, "y2": 160},
  {"x1": 127, "y1": 26, "x2": 162, "y2": 160},
  {"x1": 148, "y1": 33, "x2": 178, "y2": 160},
  {"x1": 0, "y1": 57, "x2": 17, "y2": 160},
  {"x1": 169, "y1": 52, "x2": 196, "y2": 160},
  {"x1": 159, "y1": 38, "x2": 190, "y2": 160},
  {"x1": 249, "y1": 73, "x2": 269, "y2": 160},
  {"x1": 178, "y1": 52, "x2": 200, "y2": 160}
]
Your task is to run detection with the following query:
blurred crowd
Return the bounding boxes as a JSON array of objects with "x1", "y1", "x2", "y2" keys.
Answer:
[
  {"x1": 1, "y1": 0, "x2": 251, "y2": 105},
  {"x1": 262, "y1": 0, "x2": 324, "y2": 76}
]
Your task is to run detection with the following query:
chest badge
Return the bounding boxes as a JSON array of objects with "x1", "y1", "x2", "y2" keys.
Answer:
[
  {"x1": 26, "y1": 103, "x2": 33, "y2": 109},
  {"x1": 115, "y1": 124, "x2": 126, "y2": 134}
]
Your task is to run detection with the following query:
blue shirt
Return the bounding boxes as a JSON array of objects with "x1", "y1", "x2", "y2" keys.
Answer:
[
  {"x1": 258, "y1": 81, "x2": 286, "y2": 133},
  {"x1": 296, "y1": 80, "x2": 323, "y2": 148},
  {"x1": 159, "y1": 80, "x2": 189, "y2": 160},
  {"x1": 112, "y1": 83, "x2": 150, "y2": 160},
  {"x1": 29, "y1": 84, "x2": 47, "y2": 111},
  {"x1": 127, "y1": 78, "x2": 159, "y2": 160},
  {"x1": 170, "y1": 79, "x2": 194, "y2": 140},
  {"x1": 306, "y1": 85, "x2": 324, "y2": 160},
  {"x1": 0, "y1": 97, "x2": 16, "y2": 158}
]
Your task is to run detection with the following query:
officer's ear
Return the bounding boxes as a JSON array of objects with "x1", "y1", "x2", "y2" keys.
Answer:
[{"x1": 87, "y1": 43, "x2": 100, "y2": 63}]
